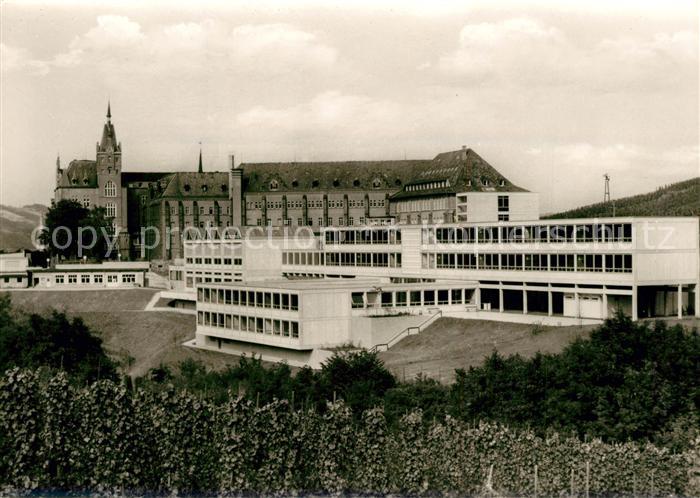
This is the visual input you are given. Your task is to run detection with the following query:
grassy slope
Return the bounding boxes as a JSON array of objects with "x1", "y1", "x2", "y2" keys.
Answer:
[
  {"x1": 544, "y1": 177, "x2": 700, "y2": 219},
  {"x1": 3, "y1": 289, "x2": 239, "y2": 377},
  {"x1": 379, "y1": 317, "x2": 597, "y2": 383}
]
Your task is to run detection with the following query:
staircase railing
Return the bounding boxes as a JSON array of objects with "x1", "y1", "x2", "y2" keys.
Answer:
[{"x1": 369, "y1": 309, "x2": 443, "y2": 353}]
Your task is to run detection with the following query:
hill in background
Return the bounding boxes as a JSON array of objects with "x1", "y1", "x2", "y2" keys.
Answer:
[
  {"x1": 0, "y1": 204, "x2": 47, "y2": 252},
  {"x1": 544, "y1": 177, "x2": 700, "y2": 219}
]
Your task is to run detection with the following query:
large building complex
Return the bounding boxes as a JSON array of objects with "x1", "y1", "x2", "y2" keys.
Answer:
[
  {"x1": 54, "y1": 105, "x2": 537, "y2": 261},
  {"x1": 50, "y1": 104, "x2": 699, "y2": 368},
  {"x1": 190, "y1": 218, "x2": 699, "y2": 367}
]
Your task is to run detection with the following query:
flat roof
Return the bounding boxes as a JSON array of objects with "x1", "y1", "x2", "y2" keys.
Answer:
[{"x1": 200, "y1": 277, "x2": 478, "y2": 292}]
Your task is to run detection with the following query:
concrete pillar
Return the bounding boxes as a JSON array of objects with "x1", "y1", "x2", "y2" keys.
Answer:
[
  {"x1": 574, "y1": 292, "x2": 580, "y2": 319},
  {"x1": 523, "y1": 289, "x2": 528, "y2": 314},
  {"x1": 499, "y1": 287, "x2": 504, "y2": 313},
  {"x1": 678, "y1": 284, "x2": 683, "y2": 319},
  {"x1": 632, "y1": 285, "x2": 638, "y2": 320},
  {"x1": 602, "y1": 292, "x2": 608, "y2": 319},
  {"x1": 475, "y1": 287, "x2": 482, "y2": 310},
  {"x1": 547, "y1": 290, "x2": 553, "y2": 316},
  {"x1": 695, "y1": 283, "x2": 700, "y2": 318}
]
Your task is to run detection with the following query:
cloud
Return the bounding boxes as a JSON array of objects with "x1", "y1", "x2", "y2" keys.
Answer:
[
  {"x1": 15, "y1": 17, "x2": 337, "y2": 77},
  {"x1": 437, "y1": 17, "x2": 698, "y2": 91},
  {"x1": 1, "y1": 43, "x2": 49, "y2": 75},
  {"x1": 237, "y1": 90, "x2": 400, "y2": 135}
]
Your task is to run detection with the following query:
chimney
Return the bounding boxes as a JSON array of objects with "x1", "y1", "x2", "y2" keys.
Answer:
[
  {"x1": 461, "y1": 145, "x2": 467, "y2": 161},
  {"x1": 229, "y1": 154, "x2": 243, "y2": 226}
]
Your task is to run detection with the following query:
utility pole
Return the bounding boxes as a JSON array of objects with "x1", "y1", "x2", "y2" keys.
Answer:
[{"x1": 603, "y1": 174, "x2": 615, "y2": 216}]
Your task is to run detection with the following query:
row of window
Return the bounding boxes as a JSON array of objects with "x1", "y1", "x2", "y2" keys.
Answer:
[
  {"x1": 324, "y1": 228, "x2": 402, "y2": 245},
  {"x1": 424, "y1": 223, "x2": 633, "y2": 245},
  {"x1": 186, "y1": 257, "x2": 242, "y2": 266},
  {"x1": 352, "y1": 288, "x2": 472, "y2": 309},
  {"x1": 325, "y1": 252, "x2": 402, "y2": 268},
  {"x1": 394, "y1": 197, "x2": 450, "y2": 213},
  {"x1": 246, "y1": 199, "x2": 386, "y2": 210},
  {"x1": 198, "y1": 312, "x2": 300, "y2": 339},
  {"x1": 255, "y1": 216, "x2": 366, "y2": 227},
  {"x1": 198, "y1": 287, "x2": 300, "y2": 311},
  {"x1": 423, "y1": 252, "x2": 633, "y2": 273},
  {"x1": 169, "y1": 206, "x2": 231, "y2": 216},
  {"x1": 54, "y1": 273, "x2": 137, "y2": 284},
  {"x1": 404, "y1": 180, "x2": 451, "y2": 192}
]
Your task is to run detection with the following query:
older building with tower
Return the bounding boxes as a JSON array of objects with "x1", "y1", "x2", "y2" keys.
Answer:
[{"x1": 53, "y1": 105, "x2": 538, "y2": 261}]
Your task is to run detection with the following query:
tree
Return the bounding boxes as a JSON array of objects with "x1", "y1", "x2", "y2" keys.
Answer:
[
  {"x1": 0, "y1": 294, "x2": 117, "y2": 384},
  {"x1": 40, "y1": 200, "x2": 114, "y2": 261},
  {"x1": 317, "y1": 351, "x2": 396, "y2": 415}
]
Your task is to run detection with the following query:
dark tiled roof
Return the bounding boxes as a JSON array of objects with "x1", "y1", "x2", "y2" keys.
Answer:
[
  {"x1": 122, "y1": 172, "x2": 172, "y2": 185},
  {"x1": 240, "y1": 160, "x2": 434, "y2": 193},
  {"x1": 240, "y1": 148, "x2": 527, "y2": 199},
  {"x1": 159, "y1": 172, "x2": 230, "y2": 198},
  {"x1": 58, "y1": 160, "x2": 97, "y2": 188}
]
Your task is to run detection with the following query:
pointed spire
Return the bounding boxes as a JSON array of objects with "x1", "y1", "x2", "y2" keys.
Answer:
[
  {"x1": 198, "y1": 143, "x2": 203, "y2": 173},
  {"x1": 106, "y1": 101, "x2": 112, "y2": 122},
  {"x1": 56, "y1": 153, "x2": 61, "y2": 171}
]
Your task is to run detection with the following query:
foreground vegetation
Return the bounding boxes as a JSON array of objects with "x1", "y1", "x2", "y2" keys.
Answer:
[
  {"x1": 1, "y1": 294, "x2": 699, "y2": 494},
  {"x1": 1, "y1": 368, "x2": 696, "y2": 495}
]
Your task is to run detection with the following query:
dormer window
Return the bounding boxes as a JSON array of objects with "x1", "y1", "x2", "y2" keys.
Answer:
[
  {"x1": 482, "y1": 179, "x2": 489, "y2": 186},
  {"x1": 202, "y1": 185, "x2": 208, "y2": 192},
  {"x1": 269, "y1": 180, "x2": 279, "y2": 190},
  {"x1": 499, "y1": 179, "x2": 506, "y2": 187},
  {"x1": 291, "y1": 179, "x2": 299, "y2": 188},
  {"x1": 372, "y1": 178, "x2": 382, "y2": 189},
  {"x1": 312, "y1": 180, "x2": 320, "y2": 188},
  {"x1": 221, "y1": 184, "x2": 228, "y2": 193},
  {"x1": 353, "y1": 179, "x2": 360, "y2": 187},
  {"x1": 333, "y1": 179, "x2": 340, "y2": 188},
  {"x1": 467, "y1": 180, "x2": 472, "y2": 187},
  {"x1": 395, "y1": 179, "x2": 402, "y2": 186},
  {"x1": 72, "y1": 179, "x2": 77, "y2": 185},
  {"x1": 83, "y1": 179, "x2": 89, "y2": 185},
  {"x1": 184, "y1": 184, "x2": 191, "y2": 192}
]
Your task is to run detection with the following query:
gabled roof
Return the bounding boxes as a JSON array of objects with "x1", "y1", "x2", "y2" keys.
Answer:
[
  {"x1": 158, "y1": 172, "x2": 230, "y2": 199},
  {"x1": 57, "y1": 160, "x2": 97, "y2": 188},
  {"x1": 240, "y1": 160, "x2": 434, "y2": 193}
]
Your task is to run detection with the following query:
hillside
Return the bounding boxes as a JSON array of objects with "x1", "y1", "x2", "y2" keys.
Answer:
[
  {"x1": 0, "y1": 204, "x2": 47, "y2": 252},
  {"x1": 544, "y1": 177, "x2": 700, "y2": 219}
]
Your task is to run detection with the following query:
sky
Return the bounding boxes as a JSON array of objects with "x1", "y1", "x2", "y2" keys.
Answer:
[{"x1": 1, "y1": 0, "x2": 698, "y2": 214}]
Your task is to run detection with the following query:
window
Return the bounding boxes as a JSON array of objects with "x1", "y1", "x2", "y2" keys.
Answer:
[
  {"x1": 107, "y1": 274, "x2": 118, "y2": 283},
  {"x1": 93, "y1": 274, "x2": 103, "y2": 283},
  {"x1": 55, "y1": 275, "x2": 64, "y2": 284},
  {"x1": 106, "y1": 203, "x2": 116, "y2": 218},
  {"x1": 497, "y1": 195, "x2": 509, "y2": 212},
  {"x1": 82, "y1": 198, "x2": 90, "y2": 208},
  {"x1": 68, "y1": 274, "x2": 77, "y2": 284},
  {"x1": 104, "y1": 180, "x2": 117, "y2": 197},
  {"x1": 81, "y1": 274, "x2": 90, "y2": 284},
  {"x1": 122, "y1": 274, "x2": 136, "y2": 283},
  {"x1": 498, "y1": 214, "x2": 509, "y2": 221}
]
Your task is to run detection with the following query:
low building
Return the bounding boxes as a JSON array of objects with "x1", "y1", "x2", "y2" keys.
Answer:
[
  {"x1": 0, "y1": 252, "x2": 30, "y2": 289},
  {"x1": 30, "y1": 261, "x2": 149, "y2": 289}
]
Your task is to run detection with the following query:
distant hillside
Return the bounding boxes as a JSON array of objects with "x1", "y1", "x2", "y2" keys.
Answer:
[
  {"x1": 0, "y1": 204, "x2": 47, "y2": 252},
  {"x1": 544, "y1": 177, "x2": 700, "y2": 219}
]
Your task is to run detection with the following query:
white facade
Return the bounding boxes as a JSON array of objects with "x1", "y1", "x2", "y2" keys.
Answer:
[
  {"x1": 0, "y1": 252, "x2": 30, "y2": 289},
  {"x1": 188, "y1": 217, "x2": 700, "y2": 367},
  {"x1": 455, "y1": 192, "x2": 540, "y2": 223},
  {"x1": 30, "y1": 261, "x2": 149, "y2": 289}
]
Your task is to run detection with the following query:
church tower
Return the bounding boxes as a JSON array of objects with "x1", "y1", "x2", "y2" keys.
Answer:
[{"x1": 95, "y1": 102, "x2": 125, "y2": 245}]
